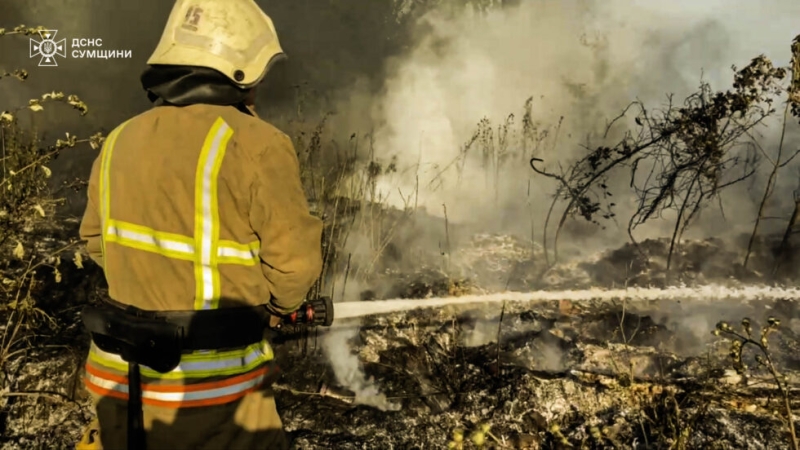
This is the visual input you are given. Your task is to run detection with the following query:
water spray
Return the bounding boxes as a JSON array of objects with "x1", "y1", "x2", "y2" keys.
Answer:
[
  {"x1": 335, "y1": 285, "x2": 800, "y2": 319},
  {"x1": 294, "y1": 285, "x2": 800, "y2": 325}
]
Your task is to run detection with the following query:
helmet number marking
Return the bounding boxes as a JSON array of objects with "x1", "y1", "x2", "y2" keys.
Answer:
[{"x1": 182, "y1": 6, "x2": 203, "y2": 32}]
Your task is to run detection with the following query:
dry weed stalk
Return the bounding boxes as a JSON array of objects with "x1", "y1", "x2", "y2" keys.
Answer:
[
  {"x1": 0, "y1": 25, "x2": 103, "y2": 374},
  {"x1": 773, "y1": 189, "x2": 800, "y2": 277},
  {"x1": 742, "y1": 35, "x2": 800, "y2": 270},
  {"x1": 291, "y1": 113, "x2": 419, "y2": 296},
  {"x1": 715, "y1": 317, "x2": 798, "y2": 450}
]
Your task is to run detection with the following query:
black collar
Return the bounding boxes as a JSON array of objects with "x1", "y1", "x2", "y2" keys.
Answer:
[{"x1": 141, "y1": 65, "x2": 251, "y2": 111}]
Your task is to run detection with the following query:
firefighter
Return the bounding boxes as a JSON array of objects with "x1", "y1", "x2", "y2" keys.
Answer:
[{"x1": 75, "y1": 0, "x2": 323, "y2": 448}]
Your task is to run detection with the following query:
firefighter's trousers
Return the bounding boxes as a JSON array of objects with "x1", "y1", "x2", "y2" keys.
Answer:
[{"x1": 77, "y1": 385, "x2": 289, "y2": 450}]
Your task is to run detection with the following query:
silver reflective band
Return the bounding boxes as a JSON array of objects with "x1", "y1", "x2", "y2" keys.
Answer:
[{"x1": 106, "y1": 225, "x2": 194, "y2": 255}]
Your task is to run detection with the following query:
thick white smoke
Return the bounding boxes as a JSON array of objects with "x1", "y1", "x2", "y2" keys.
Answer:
[
  {"x1": 321, "y1": 277, "x2": 401, "y2": 411},
  {"x1": 356, "y1": 0, "x2": 800, "y2": 249}
]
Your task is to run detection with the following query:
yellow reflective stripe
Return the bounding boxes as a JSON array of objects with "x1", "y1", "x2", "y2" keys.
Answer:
[
  {"x1": 88, "y1": 340, "x2": 274, "y2": 380},
  {"x1": 99, "y1": 122, "x2": 130, "y2": 231},
  {"x1": 98, "y1": 121, "x2": 130, "y2": 279},
  {"x1": 105, "y1": 219, "x2": 195, "y2": 260},
  {"x1": 98, "y1": 122, "x2": 127, "y2": 258},
  {"x1": 102, "y1": 219, "x2": 258, "y2": 264},
  {"x1": 217, "y1": 240, "x2": 260, "y2": 265},
  {"x1": 193, "y1": 118, "x2": 233, "y2": 310},
  {"x1": 208, "y1": 121, "x2": 230, "y2": 307},
  {"x1": 104, "y1": 229, "x2": 258, "y2": 264},
  {"x1": 110, "y1": 220, "x2": 195, "y2": 247}
]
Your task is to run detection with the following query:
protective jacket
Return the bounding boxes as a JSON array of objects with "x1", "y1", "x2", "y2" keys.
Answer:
[
  {"x1": 79, "y1": 101, "x2": 322, "y2": 409},
  {"x1": 76, "y1": 0, "x2": 315, "y2": 447}
]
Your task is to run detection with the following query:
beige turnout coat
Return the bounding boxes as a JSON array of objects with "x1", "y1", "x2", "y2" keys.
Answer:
[
  {"x1": 77, "y1": 103, "x2": 322, "y2": 450},
  {"x1": 79, "y1": 103, "x2": 322, "y2": 313}
]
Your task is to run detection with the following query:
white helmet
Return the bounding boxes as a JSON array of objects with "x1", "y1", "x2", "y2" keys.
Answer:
[{"x1": 147, "y1": 0, "x2": 285, "y2": 89}]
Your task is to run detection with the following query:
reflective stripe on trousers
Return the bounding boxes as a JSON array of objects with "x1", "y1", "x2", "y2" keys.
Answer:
[
  {"x1": 84, "y1": 340, "x2": 276, "y2": 408},
  {"x1": 88, "y1": 117, "x2": 271, "y2": 407},
  {"x1": 84, "y1": 362, "x2": 274, "y2": 408},
  {"x1": 88, "y1": 340, "x2": 275, "y2": 380}
]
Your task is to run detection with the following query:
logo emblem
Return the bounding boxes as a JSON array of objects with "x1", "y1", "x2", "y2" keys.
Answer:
[
  {"x1": 182, "y1": 6, "x2": 203, "y2": 32},
  {"x1": 30, "y1": 30, "x2": 66, "y2": 67}
]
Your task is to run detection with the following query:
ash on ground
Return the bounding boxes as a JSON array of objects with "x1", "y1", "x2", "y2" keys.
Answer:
[
  {"x1": 276, "y1": 297, "x2": 800, "y2": 449},
  {"x1": 2, "y1": 228, "x2": 800, "y2": 449}
]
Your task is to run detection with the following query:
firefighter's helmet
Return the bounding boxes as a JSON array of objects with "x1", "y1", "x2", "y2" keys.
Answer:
[{"x1": 147, "y1": 0, "x2": 285, "y2": 89}]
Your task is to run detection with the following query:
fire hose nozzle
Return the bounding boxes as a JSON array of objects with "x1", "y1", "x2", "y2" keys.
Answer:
[{"x1": 282, "y1": 296, "x2": 334, "y2": 327}]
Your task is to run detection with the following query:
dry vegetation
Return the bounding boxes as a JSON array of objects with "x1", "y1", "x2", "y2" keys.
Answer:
[
  {"x1": 0, "y1": 20, "x2": 799, "y2": 450},
  {"x1": 530, "y1": 48, "x2": 800, "y2": 275}
]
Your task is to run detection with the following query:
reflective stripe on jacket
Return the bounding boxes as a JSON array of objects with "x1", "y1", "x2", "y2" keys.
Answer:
[{"x1": 79, "y1": 104, "x2": 323, "y2": 407}]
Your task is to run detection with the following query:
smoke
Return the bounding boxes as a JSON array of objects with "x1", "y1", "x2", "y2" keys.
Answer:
[
  {"x1": 321, "y1": 324, "x2": 401, "y2": 411},
  {"x1": 321, "y1": 275, "x2": 401, "y2": 411},
  {"x1": 5, "y1": 0, "x2": 798, "y2": 245},
  {"x1": 462, "y1": 316, "x2": 500, "y2": 347},
  {"x1": 353, "y1": 0, "x2": 800, "y2": 253},
  {"x1": 463, "y1": 308, "x2": 568, "y2": 371}
]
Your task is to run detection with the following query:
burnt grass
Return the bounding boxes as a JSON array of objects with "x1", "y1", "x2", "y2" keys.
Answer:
[
  {"x1": 272, "y1": 298, "x2": 800, "y2": 450},
  {"x1": 1, "y1": 221, "x2": 800, "y2": 449}
]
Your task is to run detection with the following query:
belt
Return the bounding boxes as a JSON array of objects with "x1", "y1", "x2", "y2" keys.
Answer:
[{"x1": 83, "y1": 298, "x2": 271, "y2": 353}]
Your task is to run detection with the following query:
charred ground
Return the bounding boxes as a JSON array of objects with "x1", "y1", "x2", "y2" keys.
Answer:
[{"x1": 1, "y1": 216, "x2": 799, "y2": 449}]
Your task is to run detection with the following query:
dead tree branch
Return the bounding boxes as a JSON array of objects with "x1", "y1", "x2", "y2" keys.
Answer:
[{"x1": 530, "y1": 55, "x2": 789, "y2": 267}]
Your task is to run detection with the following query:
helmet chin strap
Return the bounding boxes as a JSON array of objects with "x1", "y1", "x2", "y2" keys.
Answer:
[{"x1": 141, "y1": 65, "x2": 251, "y2": 108}]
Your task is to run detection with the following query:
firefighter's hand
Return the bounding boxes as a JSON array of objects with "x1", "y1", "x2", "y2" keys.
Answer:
[{"x1": 268, "y1": 314, "x2": 282, "y2": 329}]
